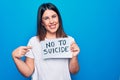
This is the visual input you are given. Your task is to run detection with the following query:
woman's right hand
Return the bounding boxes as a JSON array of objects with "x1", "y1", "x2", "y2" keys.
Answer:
[{"x1": 12, "y1": 46, "x2": 32, "y2": 59}]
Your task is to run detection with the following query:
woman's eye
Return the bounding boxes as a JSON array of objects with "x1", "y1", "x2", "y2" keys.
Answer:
[
  {"x1": 52, "y1": 15, "x2": 56, "y2": 18},
  {"x1": 44, "y1": 17, "x2": 49, "y2": 20}
]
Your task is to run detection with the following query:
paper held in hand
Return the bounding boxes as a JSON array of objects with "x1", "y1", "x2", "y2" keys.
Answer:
[{"x1": 40, "y1": 38, "x2": 72, "y2": 59}]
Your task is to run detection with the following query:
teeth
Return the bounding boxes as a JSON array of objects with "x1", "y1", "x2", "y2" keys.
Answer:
[{"x1": 50, "y1": 25, "x2": 56, "y2": 29}]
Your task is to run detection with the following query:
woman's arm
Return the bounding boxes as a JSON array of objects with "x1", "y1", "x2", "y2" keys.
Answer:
[
  {"x1": 69, "y1": 42, "x2": 80, "y2": 74},
  {"x1": 69, "y1": 56, "x2": 79, "y2": 74},
  {"x1": 12, "y1": 46, "x2": 34, "y2": 77}
]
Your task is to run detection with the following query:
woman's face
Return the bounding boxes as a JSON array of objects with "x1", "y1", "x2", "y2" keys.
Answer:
[{"x1": 42, "y1": 9, "x2": 59, "y2": 34}]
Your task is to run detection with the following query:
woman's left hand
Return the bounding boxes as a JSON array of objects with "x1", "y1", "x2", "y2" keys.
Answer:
[{"x1": 70, "y1": 42, "x2": 80, "y2": 57}]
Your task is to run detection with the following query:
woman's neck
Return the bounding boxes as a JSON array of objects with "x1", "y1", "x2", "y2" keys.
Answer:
[{"x1": 46, "y1": 32, "x2": 56, "y2": 39}]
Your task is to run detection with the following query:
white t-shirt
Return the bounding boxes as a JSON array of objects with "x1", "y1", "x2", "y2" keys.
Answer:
[{"x1": 25, "y1": 36, "x2": 75, "y2": 80}]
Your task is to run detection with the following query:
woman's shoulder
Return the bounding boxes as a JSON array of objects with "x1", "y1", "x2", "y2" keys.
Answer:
[
  {"x1": 67, "y1": 35, "x2": 74, "y2": 39},
  {"x1": 28, "y1": 36, "x2": 39, "y2": 43}
]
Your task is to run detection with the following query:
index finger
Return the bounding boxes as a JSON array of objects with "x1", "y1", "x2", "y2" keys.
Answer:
[{"x1": 21, "y1": 46, "x2": 32, "y2": 50}]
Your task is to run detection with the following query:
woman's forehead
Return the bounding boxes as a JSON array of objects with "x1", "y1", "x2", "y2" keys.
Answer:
[{"x1": 42, "y1": 9, "x2": 57, "y2": 17}]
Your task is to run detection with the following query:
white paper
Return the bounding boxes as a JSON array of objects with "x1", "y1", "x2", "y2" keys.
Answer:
[{"x1": 40, "y1": 38, "x2": 72, "y2": 59}]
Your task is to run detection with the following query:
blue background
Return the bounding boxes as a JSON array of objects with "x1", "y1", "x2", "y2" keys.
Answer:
[{"x1": 0, "y1": 0, "x2": 120, "y2": 80}]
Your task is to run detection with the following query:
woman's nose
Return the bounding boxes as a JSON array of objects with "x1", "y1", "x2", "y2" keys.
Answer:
[{"x1": 49, "y1": 18, "x2": 54, "y2": 23}]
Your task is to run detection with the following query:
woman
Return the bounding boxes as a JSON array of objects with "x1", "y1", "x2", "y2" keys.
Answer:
[{"x1": 12, "y1": 3, "x2": 80, "y2": 80}]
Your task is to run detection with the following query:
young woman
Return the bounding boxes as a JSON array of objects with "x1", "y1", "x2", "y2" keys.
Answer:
[{"x1": 12, "y1": 3, "x2": 80, "y2": 80}]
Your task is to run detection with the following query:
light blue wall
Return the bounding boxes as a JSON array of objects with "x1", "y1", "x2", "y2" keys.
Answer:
[{"x1": 0, "y1": 0, "x2": 120, "y2": 80}]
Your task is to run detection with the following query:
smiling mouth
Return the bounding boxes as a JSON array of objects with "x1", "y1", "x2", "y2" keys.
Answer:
[{"x1": 49, "y1": 24, "x2": 56, "y2": 29}]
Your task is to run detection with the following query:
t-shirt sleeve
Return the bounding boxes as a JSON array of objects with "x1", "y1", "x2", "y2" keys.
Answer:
[
  {"x1": 25, "y1": 38, "x2": 34, "y2": 59},
  {"x1": 68, "y1": 36, "x2": 75, "y2": 43}
]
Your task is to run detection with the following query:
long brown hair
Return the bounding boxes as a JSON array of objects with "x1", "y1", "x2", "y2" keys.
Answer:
[{"x1": 37, "y1": 3, "x2": 67, "y2": 41}]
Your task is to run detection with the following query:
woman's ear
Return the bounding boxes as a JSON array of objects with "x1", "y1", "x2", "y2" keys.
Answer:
[{"x1": 42, "y1": 22, "x2": 44, "y2": 26}]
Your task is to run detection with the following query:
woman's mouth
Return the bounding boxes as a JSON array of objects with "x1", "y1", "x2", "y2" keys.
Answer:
[{"x1": 49, "y1": 24, "x2": 56, "y2": 29}]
